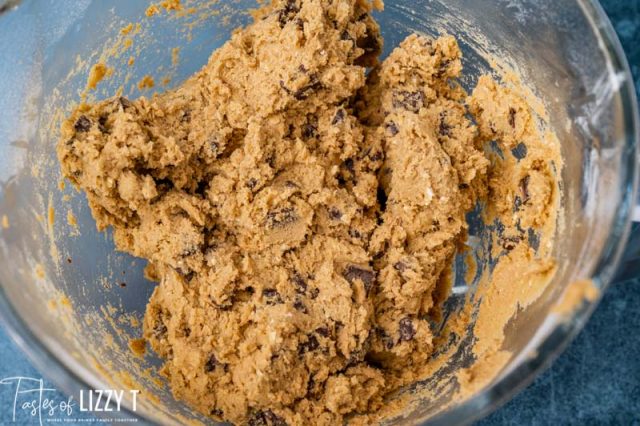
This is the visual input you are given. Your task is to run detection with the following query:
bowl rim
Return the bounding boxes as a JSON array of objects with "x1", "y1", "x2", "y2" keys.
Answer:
[{"x1": 0, "y1": 0, "x2": 638, "y2": 424}]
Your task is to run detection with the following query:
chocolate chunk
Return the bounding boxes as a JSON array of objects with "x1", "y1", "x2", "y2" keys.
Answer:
[
  {"x1": 344, "y1": 158, "x2": 355, "y2": 173},
  {"x1": 293, "y1": 84, "x2": 320, "y2": 101},
  {"x1": 377, "y1": 327, "x2": 395, "y2": 350},
  {"x1": 291, "y1": 273, "x2": 307, "y2": 294},
  {"x1": 213, "y1": 297, "x2": 235, "y2": 311},
  {"x1": 293, "y1": 74, "x2": 323, "y2": 100},
  {"x1": 347, "y1": 347, "x2": 366, "y2": 366},
  {"x1": 420, "y1": 37, "x2": 435, "y2": 52},
  {"x1": 279, "y1": 80, "x2": 292, "y2": 95},
  {"x1": 175, "y1": 267, "x2": 195, "y2": 282},
  {"x1": 340, "y1": 30, "x2": 353, "y2": 41},
  {"x1": 293, "y1": 299, "x2": 307, "y2": 313},
  {"x1": 263, "y1": 288, "x2": 284, "y2": 305},
  {"x1": 356, "y1": 33, "x2": 381, "y2": 55},
  {"x1": 298, "y1": 334, "x2": 319, "y2": 355},
  {"x1": 263, "y1": 289, "x2": 277, "y2": 297},
  {"x1": 439, "y1": 114, "x2": 452, "y2": 137},
  {"x1": 298, "y1": 64, "x2": 308, "y2": 73},
  {"x1": 348, "y1": 229, "x2": 362, "y2": 240},
  {"x1": 98, "y1": 115, "x2": 108, "y2": 133},
  {"x1": 519, "y1": 175, "x2": 531, "y2": 204},
  {"x1": 393, "y1": 261, "x2": 408, "y2": 273},
  {"x1": 118, "y1": 97, "x2": 133, "y2": 110},
  {"x1": 280, "y1": 74, "x2": 323, "y2": 101},
  {"x1": 302, "y1": 122, "x2": 317, "y2": 139},
  {"x1": 377, "y1": 186, "x2": 388, "y2": 212},
  {"x1": 398, "y1": 317, "x2": 415, "y2": 341},
  {"x1": 207, "y1": 230, "x2": 222, "y2": 248},
  {"x1": 511, "y1": 142, "x2": 528, "y2": 160},
  {"x1": 265, "y1": 207, "x2": 298, "y2": 229},
  {"x1": 392, "y1": 90, "x2": 425, "y2": 113},
  {"x1": 277, "y1": 0, "x2": 299, "y2": 28},
  {"x1": 204, "y1": 354, "x2": 218, "y2": 372},
  {"x1": 195, "y1": 179, "x2": 208, "y2": 196},
  {"x1": 74, "y1": 115, "x2": 92, "y2": 132},
  {"x1": 342, "y1": 265, "x2": 376, "y2": 293},
  {"x1": 309, "y1": 288, "x2": 320, "y2": 299},
  {"x1": 329, "y1": 207, "x2": 342, "y2": 221},
  {"x1": 316, "y1": 327, "x2": 330, "y2": 337},
  {"x1": 153, "y1": 320, "x2": 167, "y2": 339},
  {"x1": 210, "y1": 408, "x2": 224, "y2": 418},
  {"x1": 154, "y1": 177, "x2": 174, "y2": 195},
  {"x1": 508, "y1": 107, "x2": 516, "y2": 128},
  {"x1": 513, "y1": 175, "x2": 531, "y2": 211},
  {"x1": 500, "y1": 236, "x2": 521, "y2": 251},
  {"x1": 180, "y1": 109, "x2": 191, "y2": 123},
  {"x1": 306, "y1": 375, "x2": 317, "y2": 396},
  {"x1": 151, "y1": 175, "x2": 172, "y2": 187},
  {"x1": 246, "y1": 178, "x2": 258, "y2": 190},
  {"x1": 386, "y1": 121, "x2": 399, "y2": 136},
  {"x1": 436, "y1": 59, "x2": 452, "y2": 77},
  {"x1": 248, "y1": 410, "x2": 288, "y2": 426},
  {"x1": 332, "y1": 108, "x2": 345, "y2": 125},
  {"x1": 181, "y1": 245, "x2": 201, "y2": 257},
  {"x1": 347, "y1": 335, "x2": 372, "y2": 366}
]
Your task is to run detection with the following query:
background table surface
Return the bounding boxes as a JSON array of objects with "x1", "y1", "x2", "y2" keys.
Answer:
[{"x1": 1, "y1": 0, "x2": 639, "y2": 425}]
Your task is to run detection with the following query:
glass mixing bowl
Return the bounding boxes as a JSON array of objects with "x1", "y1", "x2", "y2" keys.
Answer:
[{"x1": 0, "y1": 0, "x2": 637, "y2": 424}]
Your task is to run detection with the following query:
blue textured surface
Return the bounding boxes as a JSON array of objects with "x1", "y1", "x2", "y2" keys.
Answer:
[{"x1": 0, "y1": 1, "x2": 639, "y2": 425}]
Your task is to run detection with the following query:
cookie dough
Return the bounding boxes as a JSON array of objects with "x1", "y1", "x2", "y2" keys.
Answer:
[{"x1": 57, "y1": 0, "x2": 558, "y2": 424}]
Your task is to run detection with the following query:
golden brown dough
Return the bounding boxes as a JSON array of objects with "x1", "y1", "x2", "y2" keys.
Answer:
[{"x1": 57, "y1": 1, "x2": 559, "y2": 424}]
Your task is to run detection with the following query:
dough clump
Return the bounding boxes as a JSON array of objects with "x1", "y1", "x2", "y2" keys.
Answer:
[{"x1": 58, "y1": 0, "x2": 553, "y2": 424}]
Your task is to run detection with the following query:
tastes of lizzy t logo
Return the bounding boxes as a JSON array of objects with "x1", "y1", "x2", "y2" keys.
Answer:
[{"x1": 0, "y1": 376, "x2": 139, "y2": 424}]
